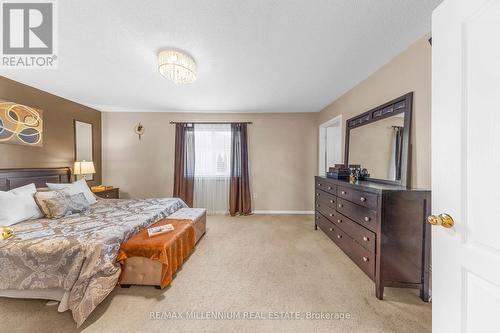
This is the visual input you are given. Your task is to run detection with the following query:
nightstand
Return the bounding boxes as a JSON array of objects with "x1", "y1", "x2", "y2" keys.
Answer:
[{"x1": 93, "y1": 187, "x2": 120, "y2": 199}]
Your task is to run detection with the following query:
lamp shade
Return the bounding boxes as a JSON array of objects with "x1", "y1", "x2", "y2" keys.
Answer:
[{"x1": 74, "y1": 161, "x2": 96, "y2": 175}]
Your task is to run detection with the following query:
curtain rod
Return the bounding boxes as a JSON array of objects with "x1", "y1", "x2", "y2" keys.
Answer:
[{"x1": 169, "y1": 121, "x2": 253, "y2": 125}]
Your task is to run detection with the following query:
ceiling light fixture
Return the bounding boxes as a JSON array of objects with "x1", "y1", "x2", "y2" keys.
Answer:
[{"x1": 158, "y1": 49, "x2": 197, "y2": 84}]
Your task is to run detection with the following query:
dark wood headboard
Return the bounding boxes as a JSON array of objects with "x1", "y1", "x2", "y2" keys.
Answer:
[{"x1": 0, "y1": 167, "x2": 72, "y2": 191}]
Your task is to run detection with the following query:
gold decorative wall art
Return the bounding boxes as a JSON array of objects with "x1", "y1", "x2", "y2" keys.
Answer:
[{"x1": 0, "y1": 100, "x2": 43, "y2": 146}]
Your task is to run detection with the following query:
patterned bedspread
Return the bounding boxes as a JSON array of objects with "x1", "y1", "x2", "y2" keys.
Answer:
[{"x1": 0, "y1": 197, "x2": 186, "y2": 326}]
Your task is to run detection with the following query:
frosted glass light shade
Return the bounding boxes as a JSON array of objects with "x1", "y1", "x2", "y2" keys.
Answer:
[
  {"x1": 158, "y1": 50, "x2": 197, "y2": 84},
  {"x1": 74, "y1": 161, "x2": 96, "y2": 175}
]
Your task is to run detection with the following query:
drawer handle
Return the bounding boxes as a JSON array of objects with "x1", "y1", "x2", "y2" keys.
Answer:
[
  {"x1": 316, "y1": 193, "x2": 320, "y2": 196},
  {"x1": 363, "y1": 236, "x2": 369, "y2": 242},
  {"x1": 329, "y1": 200, "x2": 334, "y2": 204},
  {"x1": 328, "y1": 186, "x2": 332, "y2": 190},
  {"x1": 329, "y1": 228, "x2": 333, "y2": 232},
  {"x1": 362, "y1": 257, "x2": 369, "y2": 262},
  {"x1": 337, "y1": 219, "x2": 342, "y2": 224},
  {"x1": 338, "y1": 204, "x2": 343, "y2": 208},
  {"x1": 364, "y1": 216, "x2": 371, "y2": 222},
  {"x1": 360, "y1": 197, "x2": 366, "y2": 202},
  {"x1": 329, "y1": 213, "x2": 334, "y2": 217},
  {"x1": 341, "y1": 191, "x2": 346, "y2": 195},
  {"x1": 337, "y1": 235, "x2": 342, "y2": 239},
  {"x1": 318, "y1": 183, "x2": 322, "y2": 186},
  {"x1": 316, "y1": 204, "x2": 320, "y2": 207}
]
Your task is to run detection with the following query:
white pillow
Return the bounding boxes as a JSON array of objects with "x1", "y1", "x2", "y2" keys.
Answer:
[
  {"x1": 46, "y1": 179, "x2": 97, "y2": 205},
  {"x1": 0, "y1": 183, "x2": 44, "y2": 226}
]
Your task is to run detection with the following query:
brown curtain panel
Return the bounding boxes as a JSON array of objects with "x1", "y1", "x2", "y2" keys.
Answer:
[
  {"x1": 173, "y1": 123, "x2": 195, "y2": 207},
  {"x1": 229, "y1": 123, "x2": 252, "y2": 216}
]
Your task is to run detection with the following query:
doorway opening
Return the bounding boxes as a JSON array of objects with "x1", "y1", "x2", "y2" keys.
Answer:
[{"x1": 318, "y1": 115, "x2": 342, "y2": 176}]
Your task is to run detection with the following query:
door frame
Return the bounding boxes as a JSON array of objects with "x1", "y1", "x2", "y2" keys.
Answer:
[{"x1": 318, "y1": 114, "x2": 342, "y2": 175}]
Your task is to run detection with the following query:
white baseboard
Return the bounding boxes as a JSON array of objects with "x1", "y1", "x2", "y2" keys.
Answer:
[{"x1": 252, "y1": 210, "x2": 314, "y2": 215}]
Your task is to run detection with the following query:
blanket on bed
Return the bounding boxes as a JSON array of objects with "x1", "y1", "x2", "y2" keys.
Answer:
[
  {"x1": 117, "y1": 218, "x2": 195, "y2": 289},
  {"x1": 0, "y1": 197, "x2": 186, "y2": 327}
]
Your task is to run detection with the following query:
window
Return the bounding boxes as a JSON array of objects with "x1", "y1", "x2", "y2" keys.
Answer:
[{"x1": 194, "y1": 124, "x2": 231, "y2": 177}]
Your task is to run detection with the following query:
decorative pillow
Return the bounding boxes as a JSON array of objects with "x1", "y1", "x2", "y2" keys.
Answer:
[
  {"x1": 46, "y1": 179, "x2": 97, "y2": 205},
  {"x1": 0, "y1": 183, "x2": 44, "y2": 226},
  {"x1": 35, "y1": 189, "x2": 90, "y2": 219}
]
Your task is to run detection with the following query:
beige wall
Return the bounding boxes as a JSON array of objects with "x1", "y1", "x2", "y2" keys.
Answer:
[
  {"x1": 318, "y1": 34, "x2": 432, "y2": 189},
  {"x1": 0, "y1": 76, "x2": 102, "y2": 186},
  {"x1": 102, "y1": 112, "x2": 317, "y2": 211}
]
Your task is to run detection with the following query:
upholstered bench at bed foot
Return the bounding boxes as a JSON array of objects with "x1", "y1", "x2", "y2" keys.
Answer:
[
  {"x1": 120, "y1": 257, "x2": 163, "y2": 287},
  {"x1": 118, "y1": 208, "x2": 206, "y2": 289},
  {"x1": 166, "y1": 208, "x2": 206, "y2": 244}
]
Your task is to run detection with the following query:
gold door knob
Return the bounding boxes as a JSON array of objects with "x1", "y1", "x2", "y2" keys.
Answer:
[{"x1": 427, "y1": 213, "x2": 454, "y2": 228}]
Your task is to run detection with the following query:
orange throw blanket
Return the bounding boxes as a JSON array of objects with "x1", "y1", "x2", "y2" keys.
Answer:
[{"x1": 117, "y1": 219, "x2": 195, "y2": 289}]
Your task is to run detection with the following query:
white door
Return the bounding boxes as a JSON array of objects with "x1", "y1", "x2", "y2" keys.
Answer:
[{"x1": 432, "y1": 0, "x2": 500, "y2": 332}]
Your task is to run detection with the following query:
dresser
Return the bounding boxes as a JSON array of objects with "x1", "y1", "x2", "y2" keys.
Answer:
[{"x1": 314, "y1": 176, "x2": 431, "y2": 301}]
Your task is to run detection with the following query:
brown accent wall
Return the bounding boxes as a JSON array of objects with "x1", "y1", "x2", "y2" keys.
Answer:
[{"x1": 0, "y1": 76, "x2": 102, "y2": 185}]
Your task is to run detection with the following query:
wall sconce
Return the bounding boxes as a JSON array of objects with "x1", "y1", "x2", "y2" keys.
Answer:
[{"x1": 135, "y1": 123, "x2": 145, "y2": 140}]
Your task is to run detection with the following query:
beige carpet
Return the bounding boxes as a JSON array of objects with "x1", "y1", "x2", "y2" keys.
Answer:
[{"x1": 0, "y1": 214, "x2": 431, "y2": 333}]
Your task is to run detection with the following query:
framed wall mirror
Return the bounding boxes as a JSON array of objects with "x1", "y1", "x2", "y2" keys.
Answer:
[
  {"x1": 345, "y1": 92, "x2": 412, "y2": 187},
  {"x1": 74, "y1": 120, "x2": 94, "y2": 181}
]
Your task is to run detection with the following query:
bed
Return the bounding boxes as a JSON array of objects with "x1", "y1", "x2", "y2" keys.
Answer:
[{"x1": 0, "y1": 167, "x2": 187, "y2": 326}]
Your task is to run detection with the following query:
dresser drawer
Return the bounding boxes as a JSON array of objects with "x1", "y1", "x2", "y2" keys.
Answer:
[
  {"x1": 315, "y1": 179, "x2": 337, "y2": 195},
  {"x1": 337, "y1": 198, "x2": 377, "y2": 232},
  {"x1": 315, "y1": 190, "x2": 337, "y2": 209},
  {"x1": 318, "y1": 215, "x2": 375, "y2": 281},
  {"x1": 349, "y1": 240, "x2": 375, "y2": 280},
  {"x1": 334, "y1": 212, "x2": 376, "y2": 253},
  {"x1": 338, "y1": 186, "x2": 378, "y2": 210},
  {"x1": 315, "y1": 212, "x2": 337, "y2": 238},
  {"x1": 330, "y1": 224, "x2": 353, "y2": 256},
  {"x1": 316, "y1": 201, "x2": 340, "y2": 222}
]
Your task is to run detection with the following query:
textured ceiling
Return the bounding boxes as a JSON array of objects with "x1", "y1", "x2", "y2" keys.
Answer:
[{"x1": 0, "y1": 0, "x2": 442, "y2": 113}]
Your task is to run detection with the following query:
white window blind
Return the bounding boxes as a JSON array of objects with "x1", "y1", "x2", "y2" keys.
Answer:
[
  {"x1": 193, "y1": 124, "x2": 231, "y2": 214},
  {"x1": 194, "y1": 124, "x2": 231, "y2": 177}
]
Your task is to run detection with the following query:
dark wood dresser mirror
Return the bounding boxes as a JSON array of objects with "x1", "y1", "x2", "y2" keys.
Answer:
[{"x1": 345, "y1": 92, "x2": 412, "y2": 187}]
